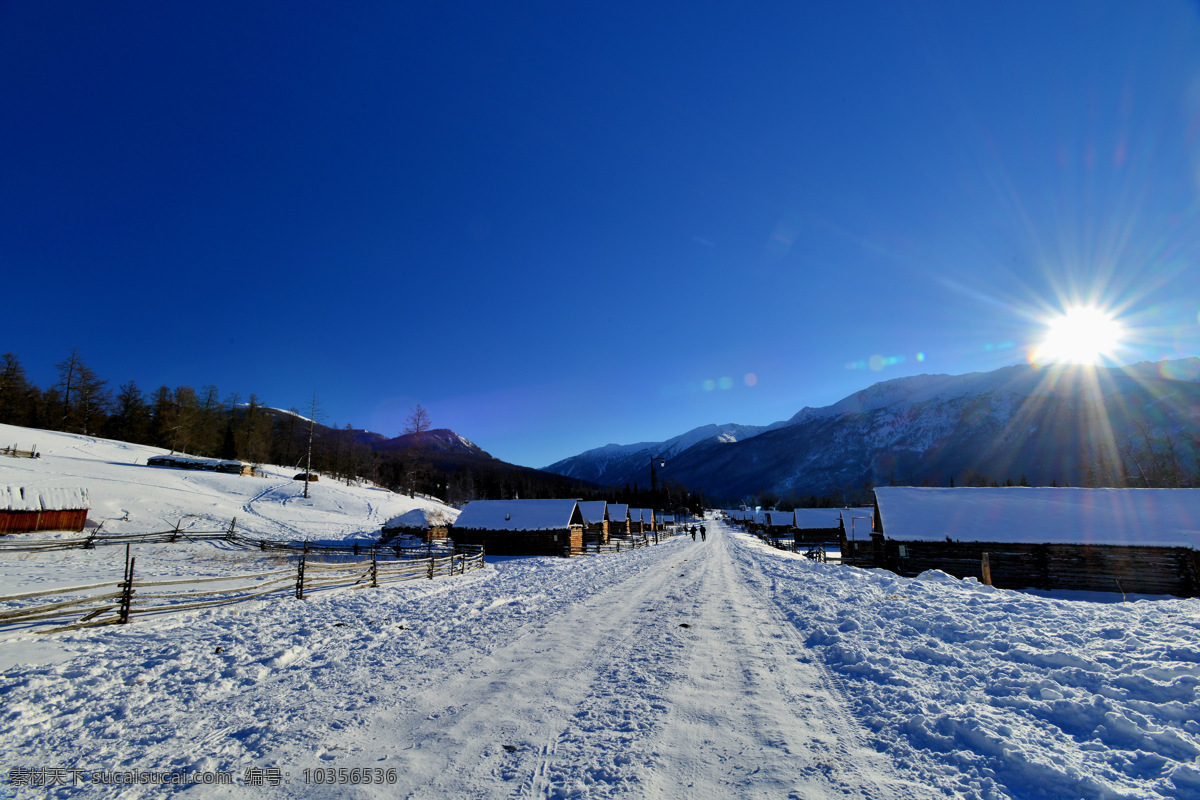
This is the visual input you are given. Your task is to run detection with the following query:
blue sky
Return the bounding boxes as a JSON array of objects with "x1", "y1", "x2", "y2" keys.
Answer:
[{"x1": 3, "y1": 1, "x2": 1200, "y2": 468}]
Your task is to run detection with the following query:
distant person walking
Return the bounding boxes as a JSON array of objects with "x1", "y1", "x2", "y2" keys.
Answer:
[
  {"x1": 690, "y1": 525, "x2": 697, "y2": 541},
  {"x1": 700, "y1": 524, "x2": 706, "y2": 542}
]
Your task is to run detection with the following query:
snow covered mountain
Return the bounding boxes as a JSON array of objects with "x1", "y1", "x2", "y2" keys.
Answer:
[
  {"x1": 546, "y1": 358, "x2": 1200, "y2": 501},
  {"x1": 369, "y1": 428, "x2": 494, "y2": 460},
  {"x1": 542, "y1": 421, "x2": 785, "y2": 486}
]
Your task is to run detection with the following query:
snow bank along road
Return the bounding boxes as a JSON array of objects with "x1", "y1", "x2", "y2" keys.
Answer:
[{"x1": 3, "y1": 520, "x2": 1199, "y2": 799}]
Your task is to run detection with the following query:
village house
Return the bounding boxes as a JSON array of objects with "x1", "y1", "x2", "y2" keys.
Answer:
[
  {"x1": 381, "y1": 507, "x2": 456, "y2": 543},
  {"x1": 577, "y1": 500, "x2": 610, "y2": 545},
  {"x1": 763, "y1": 510, "x2": 794, "y2": 537},
  {"x1": 0, "y1": 486, "x2": 90, "y2": 534},
  {"x1": 147, "y1": 454, "x2": 249, "y2": 475},
  {"x1": 451, "y1": 499, "x2": 585, "y2": 557},
  {"x1": 629, "y1": 508, "x2": 654, "y2": 535},
  {"x1": 607, "y1": 503, "x2": 631, "y2": 537},
  {"x1": 872, "y1": 486, "x2": 1200, "y2": 597}
]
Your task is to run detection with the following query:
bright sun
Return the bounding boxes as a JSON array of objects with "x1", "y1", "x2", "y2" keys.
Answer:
[{"x1": 1032, "y1": 306, "x2": 1124, "y2": 365}]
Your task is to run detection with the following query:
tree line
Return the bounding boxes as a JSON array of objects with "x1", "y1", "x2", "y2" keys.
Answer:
[
  {"x1": 0, "y1": 350, "x2": 710, "y2": 509},
  {"x1": 0, "y1": 349, "x2": 377, "y2": 480}
]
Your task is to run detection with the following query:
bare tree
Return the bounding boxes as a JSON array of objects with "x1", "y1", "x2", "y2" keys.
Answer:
[
  {"x1": 402, "y1": 404, "x2": 432, "y2": 497},
  {"x1": 55, "y1": 348, "x2": 109, "y2": 434}
]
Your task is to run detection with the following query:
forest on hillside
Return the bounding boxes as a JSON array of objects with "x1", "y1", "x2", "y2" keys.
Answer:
[{"x1": 0, "y1": 350, "x2": 707, "y2": 511}]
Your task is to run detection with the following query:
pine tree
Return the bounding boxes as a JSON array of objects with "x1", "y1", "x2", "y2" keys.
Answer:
[{"x1": 0, "y1": 353, "x2": 35, "y2": 427}]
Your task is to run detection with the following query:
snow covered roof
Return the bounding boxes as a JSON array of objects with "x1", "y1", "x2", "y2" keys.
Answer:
[
  {"x1": 382, "y1": 507, "x2": 457, "y2": 530},
  {"x1": 764, "y1": 511, "x2": 793, "y2": 528},
  {"x1": 608, "y1": 504, "x2": 629, "y2": 520},
  {"x1": 577, "y1": 500, "x2": 608, "y2": 524},
  {"x1": 792, "y1": 507, "x2": 875, "y2": 531},
  {"x1": 147, "y1": 454, "x2": 245, "y2": 470},
  {"x1": 1, "y1": 486, "x2": 90, "y2": 512},
  {"x1": 453, "y1": 499, "x2": 583, "y2": 531},
  {"x1": 629, "y1": 508, "x2": 654, "y2": 522},
  {"x1": 874, "y1": 487, "x2": 1200, "y2": 548}
]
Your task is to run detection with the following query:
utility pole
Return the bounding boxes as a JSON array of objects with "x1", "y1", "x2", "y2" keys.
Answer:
[
  {"x1": 650, "y1": 454, "x2": 666, "y2": 494},
  {"x1": 303, "y1": 391, "x2": 317, "y2": 499}
]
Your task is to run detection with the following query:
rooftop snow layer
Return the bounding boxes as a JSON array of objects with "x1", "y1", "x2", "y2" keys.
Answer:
[
  {"x1": 764, "y1": 511, "x2": 793, "y2": 528},
  {"x1": 453, "y1": 499, "x2": 581, "y2": 531},
  {"x1": 382, "y1": 507, "x2": 458, "y2": 530},
  {"x1": 875, "y1": 486, "x2": 1200, "y2": 547},
  {"x1": 576, "y1": 500, "x2": 608, "y2": 524},
  {"x1": 1, "y1": 486, "x2": 90, "y2": 512},
  {"x1": 792, "y1": 507, "x2": 875, "y2": 531}
]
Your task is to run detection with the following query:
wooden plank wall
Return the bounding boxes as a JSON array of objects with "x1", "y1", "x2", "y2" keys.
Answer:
[
  {"x1": 0, "y1": 509, "x2": 88, "y2": 535},
  {"x1": 452, "y1": 528, "x2": 583, "y2": 557},
  {"x1": 879, "y1": 539, "x2": 1200, "y2": 597},
  {"x1": 794, "y1": 527, "x2": 843, "y2": 544}
]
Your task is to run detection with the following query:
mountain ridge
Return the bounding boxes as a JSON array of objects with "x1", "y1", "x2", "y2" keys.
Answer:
[{"x1": 545, "y1": 358, "x2": 1200, "y2": 502}]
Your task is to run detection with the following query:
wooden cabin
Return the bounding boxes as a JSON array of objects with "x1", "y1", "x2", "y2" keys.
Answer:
[
  {"x1": 0, "y1": 486, "x2": 90, "y2": 534},
  {"x1": 577, "y1": 500, "x2": 609, "y2": 545},
  {"x1": 629, "y1": 508, "x2": 653, "y2": 535},
  {"x1": 147, "y1": 454, "x2": 251, "y2": 475},
  {"x1": 451, "y1": 499, "x2": 585, "y2": 556},
  {"x1": 381, "y1": 507, "x2": 456, "y2": 543},
  {"x1": 607, "y1": 503, "x2": 631, "y2": 537},
  {"x1": 763, "y1": 510, "x2": 794, "y2": 533},
  {"x1": 789, "y1": 507, "x2": 875, "y2": 558},
  {"x1": 872, "y1": 487, "x2": 1200, "y2": 597}
]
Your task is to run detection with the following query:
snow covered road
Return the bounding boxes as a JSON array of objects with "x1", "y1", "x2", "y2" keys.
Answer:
[{"x1": 367, "y1": 522, "x2": 931, "y2": 799}]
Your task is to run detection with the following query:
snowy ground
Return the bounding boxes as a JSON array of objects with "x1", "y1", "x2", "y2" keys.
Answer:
[
  {"x1": 0, "y1": 422, "x2": 448, "y2": 546},
  {"x1": 3, "y1": 426, "x2": 1200, "y2": 799}
]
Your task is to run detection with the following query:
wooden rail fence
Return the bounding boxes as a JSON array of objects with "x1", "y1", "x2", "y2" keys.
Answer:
[{"x1": 0, "y1": 531, "x2": 485, "y2": 634}]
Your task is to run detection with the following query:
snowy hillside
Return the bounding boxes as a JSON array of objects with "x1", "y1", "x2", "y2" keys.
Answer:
[{"x1": 0, "y1": 422, "x2": 453, "y2": 543}]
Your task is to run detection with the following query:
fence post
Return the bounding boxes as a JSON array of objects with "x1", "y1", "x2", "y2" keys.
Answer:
[
  {"x1": 428, "y1": 557, "x2": 435, "y2": 580},
  {"x1": 119, "y1": 544, "x2": 136, "y2": 624},
  {"x1": 295, "y1": 553, "x2": 306, "y2": 599},
  {"x1": 226, "y1": 517, "x2": 237, "y2": 541},
  {"x1": 981, "y1": 552, "x2": 992, "y2": 586},
  {"x1": 370, "y1": 549, "x2": 378, "y2": 588}
]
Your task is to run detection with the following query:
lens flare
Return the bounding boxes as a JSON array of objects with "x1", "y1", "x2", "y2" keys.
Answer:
[{"x1": 1030, "y1": 306, "x2": 1124, "y2": 365}]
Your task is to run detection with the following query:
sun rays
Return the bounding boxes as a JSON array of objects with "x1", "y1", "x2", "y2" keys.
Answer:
[{"x1": 1030, "y1": 305, "x2": 1126, "y2": 366}]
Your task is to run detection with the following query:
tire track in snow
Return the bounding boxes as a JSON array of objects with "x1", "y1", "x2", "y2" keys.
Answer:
[
  {"x1": 362, "y1": 543, "x2": 697, "y2": 799},
  {"x1": 711, "y1": 522, "x2": 943, "y2": 798}
]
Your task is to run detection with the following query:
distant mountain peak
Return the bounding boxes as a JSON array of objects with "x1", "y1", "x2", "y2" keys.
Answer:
[{"x1": 546, "y1": 357, "x2": 1200, "y2": 500}]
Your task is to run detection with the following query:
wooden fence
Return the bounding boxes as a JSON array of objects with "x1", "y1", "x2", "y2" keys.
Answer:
[
  {"x1": 0, "y1": 519, "x2": 486, "y2": 634},
  {"x1": 580, "y1": 527, "x2": 680, "y2": 555},
  {"x1": 0, "y1": 517, "x2": 459, "y2": 560},
  {"x1": 0, "y1": 542, "x2": 484, "y2": 635},
  {"x1": 1, "y1": 444, "x2": 38, "y2": 459},
  {"x1": 752, "y1": 528, "x2": 842, "y2": 563}
]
